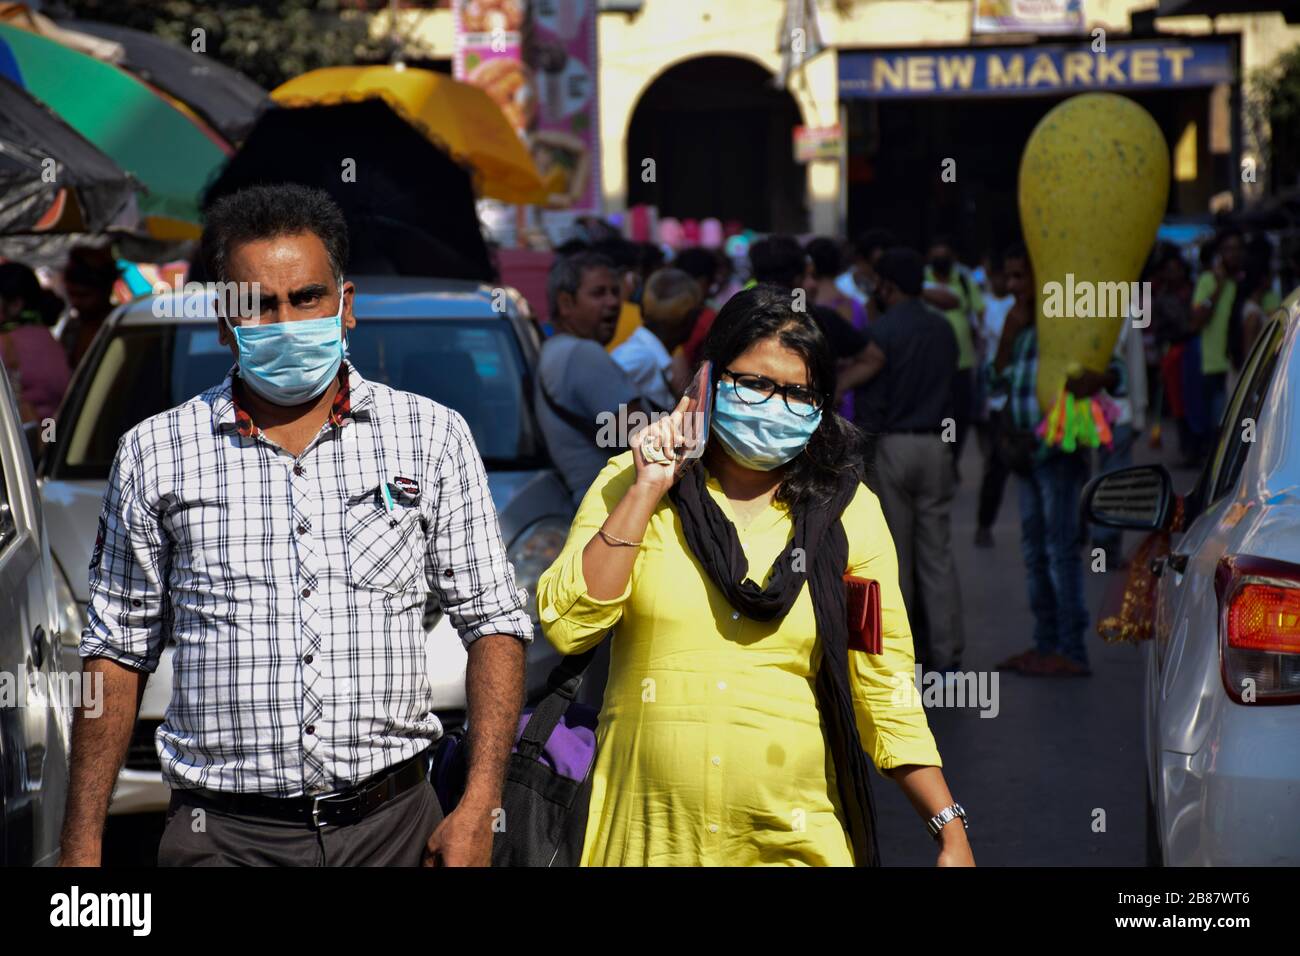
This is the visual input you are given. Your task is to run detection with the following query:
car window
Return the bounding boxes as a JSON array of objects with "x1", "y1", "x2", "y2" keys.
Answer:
[
  {"x1": 1207, "y1": 318, "x2": 1286, "y2": 503},
  {"x1": 49, "y1": 318, "x2": 545, "y2": 481}
]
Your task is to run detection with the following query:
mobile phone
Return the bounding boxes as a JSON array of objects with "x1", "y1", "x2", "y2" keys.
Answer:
[{"x1": 676, "y1": 360, "x2": 714, "y2": 468}]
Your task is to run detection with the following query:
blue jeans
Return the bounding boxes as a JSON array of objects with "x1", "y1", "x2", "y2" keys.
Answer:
[{"x1": 1017, "y1": 451, "x2": 1091, "y2": 666}]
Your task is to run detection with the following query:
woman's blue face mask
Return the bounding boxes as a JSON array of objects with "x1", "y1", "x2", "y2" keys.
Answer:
[
  {"x1": 225, "y1": 279, "x2": 347, "y2": 406},
  {"x1": 710, "y1": 383, "x2": 822, "y2": 471}
]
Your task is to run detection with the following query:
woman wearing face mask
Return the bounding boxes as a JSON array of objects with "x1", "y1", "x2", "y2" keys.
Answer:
[{"x1": 536, "y1": 286, "x2": 973, "y2": 866}]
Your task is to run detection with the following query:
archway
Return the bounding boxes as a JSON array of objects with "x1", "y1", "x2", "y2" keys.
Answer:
[{"x1": 626, "y1": 55, "x2": 807, "y2": 233}]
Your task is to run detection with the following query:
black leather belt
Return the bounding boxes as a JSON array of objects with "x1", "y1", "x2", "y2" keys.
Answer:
[{"x1": 181, "y1": 749, "x2": 430, "y2": 829}]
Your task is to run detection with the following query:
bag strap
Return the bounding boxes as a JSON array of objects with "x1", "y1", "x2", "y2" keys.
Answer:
[
  {"x1": 538, "y1": 367, "x2": 602, "y2": 445},
  {"x1": 515, "y1": 643, "x2": 600, "y2": 761}
]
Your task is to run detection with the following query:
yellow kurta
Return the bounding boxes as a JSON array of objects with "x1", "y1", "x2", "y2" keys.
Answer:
[{"x1": 537, "y1": 451, "x2": 942, "y2": 866}]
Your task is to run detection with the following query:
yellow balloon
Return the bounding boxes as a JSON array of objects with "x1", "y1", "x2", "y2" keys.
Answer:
[{"x1": 1019, "y1": 93, "x2": 1169, "y2": 414}]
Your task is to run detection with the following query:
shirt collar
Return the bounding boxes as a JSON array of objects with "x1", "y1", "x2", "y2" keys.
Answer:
[{"x1": 211, "y1": 360, "x2": 373, "y2": 438}]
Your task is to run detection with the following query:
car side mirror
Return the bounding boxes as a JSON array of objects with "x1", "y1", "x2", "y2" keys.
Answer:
[{"x1": 1083, "y1": 464, "x2": 1175, "y2": 531}]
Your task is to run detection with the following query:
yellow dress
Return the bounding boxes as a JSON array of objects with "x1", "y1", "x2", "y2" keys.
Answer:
[{"x1": 537, "y1": 451, "x2": 942, "y2": 866}]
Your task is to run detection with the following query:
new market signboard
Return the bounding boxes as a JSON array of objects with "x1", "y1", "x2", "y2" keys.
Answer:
[{"x1": 839, "y1": 39, "x2": 1234, "y2": 99}]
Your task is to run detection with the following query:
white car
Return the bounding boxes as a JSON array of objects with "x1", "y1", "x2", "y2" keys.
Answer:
[
  {"x1": 1085, "y1": 297, "x2": 1300, "y2": 865},
  {"x1": 37, "y1": 278, "x2": 578, "y2": 816}
]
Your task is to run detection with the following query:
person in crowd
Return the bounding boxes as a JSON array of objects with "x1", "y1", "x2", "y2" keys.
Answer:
[
  {"x1": 852, "y1": 248, "x2": 964, "y2": 675},
  {"x1": 56, "y1": 244, "x2": 119, "y2": 370},
  {"x1": 840, "y1": 228, "x2": 896, "y2": 319},
  {"x1": 992, "y1": 243, "x2": 1125, "y2": 678},
  {"x1": 922, "y1": 237, "x2": 983, "y2": 481},
  {"x1": 1185, "y1": 227, "x2": 1245, "y2": 465},
  {"x1": 0, "y1": 261, "x2": 71, "y2": 424},
  {"x1": 675, "y1": 246, "x2": 724, "y2": 365},
  {"x1": 1232, "y1": 240, "x2": 1275, "y2": 380},
  {"x1": 748, "y1": 235, "x2": 875, "y2": 404},
  {"x1": 537, "y1": 251, "x2": 650, "y2": 506},
  {"x1": 592, "y1": 237, "x2": 645, "y2": 351},
  {"x1": 536, "y1": 285, "x2": 974, "y2": 867},
  {"x1": 974, "y1": 252, "x2": 1015, "y2": 548},
  {"x1": 60, "y1": 184, "x2": 533, "y2": 867},
  {"x1": 612, "y1": 267, "x2": 702, "y2": 411},
  {"x1": 805, "y1": 237, "x2": 870, "y2": 420}
]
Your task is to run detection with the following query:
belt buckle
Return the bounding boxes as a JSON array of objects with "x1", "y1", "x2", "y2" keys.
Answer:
[{"x1": 310, "y1": 789, "x2": 363, "y2": 829}]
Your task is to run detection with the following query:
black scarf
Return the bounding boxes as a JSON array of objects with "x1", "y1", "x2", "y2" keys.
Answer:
[{"x1": 669, "y1": 460, "x2": 881, "y2": 866}]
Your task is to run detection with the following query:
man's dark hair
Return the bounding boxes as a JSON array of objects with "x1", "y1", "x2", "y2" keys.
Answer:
[
  {"x1": 804, "y1": 237, "x2": 845, "y2": 279},
  {"x1": 548, "y1": 251, "x2": 615, "y2": 317},
  {"x1": 875, "y1": 247, "x2": 924, "y2": 296},
  {"x1": 200, "y1": 184, "x2": 349, "y2": 284},
  {"x1": 749, "y1": 235, "x2": 805, "y2": 288},
  {"x1": 590, "y1": 237, "x2": 638, "y2": 272},
  {"x1": 673, "y1": 247, "x2": 719, "y2": 283},
  {"x1": 1002, "y1": 241, "x2": 1029, "y2": 266},
  {"x1": 853, "y1": 228, "x2": 896, "y2": 261},
  {"x1": 554, "y1": 237, "x2": 590, "y2": 257},
  {"x1": 700, "y1": 284, "x2": 866, "y2": 508}
]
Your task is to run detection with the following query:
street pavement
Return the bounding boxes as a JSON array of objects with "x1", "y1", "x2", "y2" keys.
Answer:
[{"x1": 874, "y1": 429, "x2": 1194, "y2": 866}]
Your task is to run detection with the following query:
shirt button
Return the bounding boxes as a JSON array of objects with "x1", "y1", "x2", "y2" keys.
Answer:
[
  {"x1": 731, "y1": 611, "x2": 740, "y2": 621},
  {"x1": 711, "y1": 756, "x2": 721, "y2": 767},
  {"x1": 131, "y1": 599, "x2": 143, "y2": 608},
  {"x1": 303, "y1": 654, "x2": 313, "y2": 664},
  {"x1": 301, "y1": 587, "x2": 311, "y2": 598},
  {"x1": 305, "y1": 725, "x2": 315, "y2": 736},
  {"x1": 708, "y1": 824, "x2": 719, "y2": 834},
  {"x1": 297, "y1": 524, "x2": 308, "y2": 535},
  {"x1": 443, "y1": 568, "x2": 454, "y2": 578},
  {"x1": 293, "y1": 464, "x2": 305, "y2": 477},
  {"x1": 717, "y1": 681, "x2": 727, "y2": 691}
]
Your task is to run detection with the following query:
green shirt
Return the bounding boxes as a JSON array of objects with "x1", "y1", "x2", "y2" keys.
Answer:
[
  {"x1": 924, "y1": 267, "x2": 982, "y2": 371},
  {"x1": 1193, "y1": 271, "x2": 1235, "y2": 375}
]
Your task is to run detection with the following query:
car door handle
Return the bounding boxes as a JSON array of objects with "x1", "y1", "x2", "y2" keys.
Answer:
[
  {"x1": 30, "y1": 625, "x2": 46, "y2": 669},
  {"x1": 1168, "y1": 552, "x2": 1190, "y2": 575}
]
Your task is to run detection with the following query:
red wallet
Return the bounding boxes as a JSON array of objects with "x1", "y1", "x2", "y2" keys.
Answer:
[{"x1": 844, "y1": 574, "x2": 882, "y2": 654}]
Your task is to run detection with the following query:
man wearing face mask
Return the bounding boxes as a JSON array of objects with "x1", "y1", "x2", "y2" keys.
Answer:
[
  {"x1": 60, "y1": 184, "x2": 534, "y2": 867},
  {"x1": 853, "y1": 248, "x2": 965, "y2": 676}
]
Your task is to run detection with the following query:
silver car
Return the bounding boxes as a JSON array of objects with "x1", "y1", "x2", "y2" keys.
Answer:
[
  {"x1": 1086, "y1": 296, "x2": 1300, "y2": 865},
  {"x1": 0, "y1": 364, "x2": 70, "y2": 865},
  {"x1": 36, "y1": 276, "x2": 576, "y2": 816}
]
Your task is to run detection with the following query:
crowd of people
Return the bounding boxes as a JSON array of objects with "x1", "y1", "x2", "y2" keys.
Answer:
[
  {"x1": 0, "y1": 244, "x2": 119, "y2": 426},
  {"x1": 532, "y1": 220, "x2": 1292, "y2": 682}
]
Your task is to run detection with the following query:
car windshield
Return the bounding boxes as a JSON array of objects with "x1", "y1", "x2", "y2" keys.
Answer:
[{"x1": 50, "y1": 317, "x2": 544, "y2": 480}]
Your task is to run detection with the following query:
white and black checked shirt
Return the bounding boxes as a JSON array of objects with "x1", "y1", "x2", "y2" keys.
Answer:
[{"x1": 81, "y1": 361, "x2": 533, "y2": 796}]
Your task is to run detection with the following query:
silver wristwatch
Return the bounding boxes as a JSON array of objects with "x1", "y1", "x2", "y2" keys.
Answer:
[{"x1": 926, "y1": 803, "x2": 968, "y2": 839}]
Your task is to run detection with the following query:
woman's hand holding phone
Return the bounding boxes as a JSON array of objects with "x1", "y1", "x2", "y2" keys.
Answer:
[{"x1": 630, "y1": 393, "x2": 695, "y2": 499}]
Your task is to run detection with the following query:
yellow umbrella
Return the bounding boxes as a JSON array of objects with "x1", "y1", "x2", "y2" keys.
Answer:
[{"x1": 272, "y1": 65, "x2": 547, "y2": 206}]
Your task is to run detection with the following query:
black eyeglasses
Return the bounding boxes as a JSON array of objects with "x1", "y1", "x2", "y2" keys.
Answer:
[{"x1": 721, "y1": 368, "x2": 825, "y2": 418}]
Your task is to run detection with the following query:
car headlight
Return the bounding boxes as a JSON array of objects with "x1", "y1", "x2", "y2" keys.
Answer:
[
  {"x1": 506, "y1": 517, "x2": 570, "y2": 624},
  {"x1": 54, "y1": 560, "x2": 86, "y2": 648}
]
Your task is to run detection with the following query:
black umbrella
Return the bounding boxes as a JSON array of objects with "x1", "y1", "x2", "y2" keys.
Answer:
[
  {"x1": 62, "y1": 18, "x2": 269, "y2": 144},
  {"x1": 203, "y1": 100, "x2": 494, "y2": 281},
  {"x1": 0, "y1": 75, "x2": 136, "y2": 235}
]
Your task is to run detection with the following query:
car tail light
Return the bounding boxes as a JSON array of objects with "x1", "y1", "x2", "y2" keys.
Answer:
[{"x1": 1217, "y1": 555, "x2": 1300, "y2": 704}]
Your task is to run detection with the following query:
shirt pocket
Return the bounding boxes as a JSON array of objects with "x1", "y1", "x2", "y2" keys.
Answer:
[{"x1": 343, "y1": 486, "x2": 426, "y2": 595}]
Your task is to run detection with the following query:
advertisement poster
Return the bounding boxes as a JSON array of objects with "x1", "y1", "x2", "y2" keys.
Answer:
[
  {"x1": 973, "y1": 0, "x2": 1086, "y2": 35},
  {"x1": 453, "y1": 0, "x2": 531, "y2": 133},
  {"x1": 530, "y1": 0, "x2": 601, "y2": 220}
]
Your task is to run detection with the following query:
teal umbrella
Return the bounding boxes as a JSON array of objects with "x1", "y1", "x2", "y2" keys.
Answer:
[{"x1": 0, "y1": 21, "x2": 230, "y2": 237}]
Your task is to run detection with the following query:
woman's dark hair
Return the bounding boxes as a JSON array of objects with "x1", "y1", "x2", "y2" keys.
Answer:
[
  {"x1": 699, "y1": 284, "x2": 866, "y2": 508},
  {"x1": 804, "y1": 237, "x2": 844, "y2": 280},
  {"x1": 0, "y1": 261, "x2": 63, "y2": 326}
]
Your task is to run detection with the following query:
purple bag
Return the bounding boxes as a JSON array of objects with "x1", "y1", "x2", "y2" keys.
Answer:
[{"x1": 432, "y1": 649, "x2": 599, "y2": 867}]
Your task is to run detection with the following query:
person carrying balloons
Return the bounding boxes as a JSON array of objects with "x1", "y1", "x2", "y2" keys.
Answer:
[{"x1": 989, "y1": 244, "x2": 1128, "y2": 677}]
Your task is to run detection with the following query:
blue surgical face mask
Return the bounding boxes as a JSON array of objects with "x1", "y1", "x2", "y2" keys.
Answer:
[
  {"x1": 226, "y1": 279, "x2": 347, "y2": 406},
  {"x1": 710, "y1": 383, "x2": 822, "y2": 471}
]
